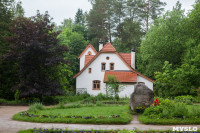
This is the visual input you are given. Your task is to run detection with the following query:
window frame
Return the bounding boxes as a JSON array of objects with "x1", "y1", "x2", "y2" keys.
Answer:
[
  {"x1": 110, "y1": 63, "x2": 115, "y2": 71},
  {"x1": 93, "y1": 80, "x2": 101, "y2": 90},
  {"x1": 101, "y1": 62, "x2": 106, "y2": 71}
]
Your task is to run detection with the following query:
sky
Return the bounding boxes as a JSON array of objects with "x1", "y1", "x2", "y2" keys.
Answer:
[{"x1": 18, "y1": 0, "x2": 196, "y2": 25}]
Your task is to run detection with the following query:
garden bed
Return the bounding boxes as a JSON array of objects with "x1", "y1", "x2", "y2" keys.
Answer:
[{"x1": 13, "y1": 105, "x2": 132, "y2": 124}]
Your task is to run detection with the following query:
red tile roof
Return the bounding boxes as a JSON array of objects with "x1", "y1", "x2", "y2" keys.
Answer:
[
  {"x1": 104, "y1": 71, "x2": 137, "y2": 83},
  {"x1": 120, "y1": 53, "x2": 131, "y2": 66},
  {"x1": 101, "y1": 42, "x2": 116, "y2": 52},
  {"x1": 78, "y1": 43, "x2": 97, "y2": 59},
  {"x1": 85, "y1": 55, "x2": 95, "y2": 66}
]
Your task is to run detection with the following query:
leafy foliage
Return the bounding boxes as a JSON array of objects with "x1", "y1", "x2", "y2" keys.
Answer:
[
  {"x1": 138, "y1": 3, "x2": 187, "y2": 78},
  {"x1": 105, "y1": 75, "x2": 124, "y2": 100},
  {"x1": 4, "y1": 12, "x2": 68, "y2": 101},
  {"x1": 0, "y1": 0, "x2": 19, "y2": 100},
  {"x1": 154, "y1": 61, "x2": 198, "y2": 97}
]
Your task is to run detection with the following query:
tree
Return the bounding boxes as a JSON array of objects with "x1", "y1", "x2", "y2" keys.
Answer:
[
  {"x1": 0, "y1": 0, "x2": 19, "y2": 100},
  {"x1": 138, "y1": 2, "x2": 187, "y2": 78},
  {"x1": 139, "y1": 0, "x2": 166, "y2": 31},
  {"x1": 57, "y1": 28, "x2": 88, "y2": 90},
  {"x1": 154, "y1": 61, "x2": 199, "y2": 97},
  {"x1": 74, "y1": 8, "x2": 86, "y2": 26},
  {"x1": 87, "y1": 0, "x2": 112, "y2": 47},
  {"x1": 4, "y1": 12, "x2": 68, "y2": 102},
  {"x1": 12, "y1": 0, "x2": 24, "y2": 18}
]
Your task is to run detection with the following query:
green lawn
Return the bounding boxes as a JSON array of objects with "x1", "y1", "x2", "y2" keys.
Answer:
[{"x1": 13, "y1": 105, "x2": 132, "y2": 124}]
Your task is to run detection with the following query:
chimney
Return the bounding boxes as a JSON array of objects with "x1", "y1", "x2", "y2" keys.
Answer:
[
  {"x1": 99, "y1": 39, "x2": 103, "y2": 51},
  {"x1": 131, "y1": 48, "x2": 135, "y2": 69}
]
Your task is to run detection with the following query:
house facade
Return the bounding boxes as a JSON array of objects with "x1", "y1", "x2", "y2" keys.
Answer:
[{"x1": 73, "y1": 42, "x2": 154, "y2": 97}]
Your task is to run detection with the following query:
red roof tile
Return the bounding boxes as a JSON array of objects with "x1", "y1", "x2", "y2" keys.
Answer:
[
  {"x1": 101, "y1": 42, "x2": 116, "y2": 52},
  {"x1": 85, "y1": 55, "x2": 95, "y2": 66},
  {"x1": 104, "y1": 71, "x2": 137, "y2": 83},
  {"x1": 120, "y1": 53, "x2": 131, "y2": 66},
  {"x1": 78, "y1": 43, "x2": 97, "y2": 59}
]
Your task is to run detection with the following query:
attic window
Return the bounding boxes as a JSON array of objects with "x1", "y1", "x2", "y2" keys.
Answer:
[
  {"x1": 110, "y1": 63, "x2": 114, "y2": 70},
  {"x1": 88, "y1": 51, "x2": 92, "y2": 55},
  {"x1": 88, "y1": 68, "x2": 92, "y2": 73},
  {"x1": 106, "y1": 56, "x2": 109, "y2": 60}
]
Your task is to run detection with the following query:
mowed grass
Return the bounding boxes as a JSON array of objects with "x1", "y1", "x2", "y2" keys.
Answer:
[
  {"x1": 138, "y1": 104, "x2": 200, "y2": 125},
  {"x1": 13, "y1": 105, "x2": 132, "y2": 124}
]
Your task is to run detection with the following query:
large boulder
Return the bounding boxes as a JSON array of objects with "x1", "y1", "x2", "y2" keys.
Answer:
[{"x1": 129, "y1": 83, "x2": 154, "y2": 110}]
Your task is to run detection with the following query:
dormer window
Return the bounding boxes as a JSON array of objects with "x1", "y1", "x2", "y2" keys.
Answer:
[
  {"x1": 110, "y1": 63, "x2": 114, "y2": 70},
  {"x1": 101, "y1": 63, "x2": 106, "y2": 71},
  {"x1": 87, "y1": 51, "x2": 92, "y2": 55}
]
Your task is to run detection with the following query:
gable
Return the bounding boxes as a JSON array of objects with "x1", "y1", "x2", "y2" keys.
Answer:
[
  {"x1": 78, "y1": 44, "x2": 97, "y2": 59},
  {"x1": 74, "y1": 51, "x2": 133, "y2": 78}
]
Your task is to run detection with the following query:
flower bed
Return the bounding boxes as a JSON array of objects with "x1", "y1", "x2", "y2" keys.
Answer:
[{"x1": 18, "y1": 128, "x2": 174, "y2": 133}]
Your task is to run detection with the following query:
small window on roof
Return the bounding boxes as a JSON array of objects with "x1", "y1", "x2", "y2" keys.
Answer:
[{"x1": 88, "y1": 51, "x2": 92, "y2": 55}]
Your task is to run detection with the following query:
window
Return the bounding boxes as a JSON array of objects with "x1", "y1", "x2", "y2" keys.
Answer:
[
  {"x1": 93, "y1": 80, "x2": 101, "y2": 90},
  {"x1": 106, "y1": 56, "x2": 110, "y2": 60},
  {"x1": 87, "y1": 51, "x2": 92, "y2": 55},
  {"x1": 110, "y1": 63, "x2": 114, "y2": 70},
  {"x1": 88, "y1": 68, "x2": 92, "y2": 73},
  {"x1": 101, "y1": 63, "x2": 106, "y2": 71}
]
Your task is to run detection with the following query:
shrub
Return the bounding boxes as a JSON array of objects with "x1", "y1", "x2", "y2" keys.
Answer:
[
  {"x1": 14, "y1": 90, "x2": 20, "y2": 102},
  {"x1": 28, "y1": 103, "x2": 44, "y2": 113},
  {"x1": 57, "y1": 101, "x2": 65, "y2": 109},
  {"x1": 172, "y1": 102, "x2": 188, "y2": 118},
  {"x1": 143, "y1": 98, "x2": 190, "y2": 119},
  {"x1": 174, "y1": 95, "x2": 194, "y2": 105},
  {"x1": 96, "y1": 101, "x2": 103, "y2": 106}
]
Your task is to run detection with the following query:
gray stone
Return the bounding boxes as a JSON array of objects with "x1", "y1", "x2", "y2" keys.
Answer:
[{"x1": 129, "y1": 83, "x2": 154, "y2": 110}]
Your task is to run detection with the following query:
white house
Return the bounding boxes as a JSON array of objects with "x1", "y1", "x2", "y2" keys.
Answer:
[{"x1": 73, "y1": 42, "x2": 154, "y2": 97}]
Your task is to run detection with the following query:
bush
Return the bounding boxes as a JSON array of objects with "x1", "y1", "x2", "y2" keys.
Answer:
[
  {"x1": 96, "y1": 101, "x2": 103, "y2": 106},
  {"x1": 57, "y1": 101, "x2": 65, "y2": 109},
  {"x1": 143, "y1": 99, "x2": 190, "y2": 119},
  {"x1": 28, "y1": 103, "x2": 44, "y2": 113},
  {"x1": 174, "y1": 95, "x2": 194, "y2": 105},
  {"x1": 172, "y1": 102, "x2": 188, "y2": 118}
]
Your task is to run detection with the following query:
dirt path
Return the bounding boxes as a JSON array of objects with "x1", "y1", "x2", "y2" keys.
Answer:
[{"x1": 0, "y1": 106, "x2": 200, "y2": 133}]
